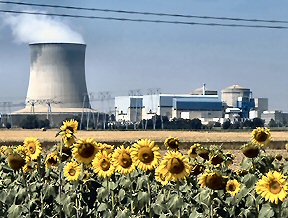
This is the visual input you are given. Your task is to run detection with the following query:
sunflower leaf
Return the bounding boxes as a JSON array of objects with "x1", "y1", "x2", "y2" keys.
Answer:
[
  {"x1": 97, "y1": 202, "x2": 108, "y2": 212},
  {"x1": 137, "y1": 191, "x2": 149, "y2": 207},
  {"x1": 259, "y1": 203, "x2": 274, "y2": 218},
  {"x1": 118, "y1": 189, "x2": 125, "y2": 202}
]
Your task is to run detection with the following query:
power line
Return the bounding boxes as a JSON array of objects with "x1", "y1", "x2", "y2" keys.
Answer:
[
  {"x1": 0, "y1": 0, "x2": 288, "y2": 24},
  {"x1": 0, "y1": 9, "x2": 287, "y2": 29}
]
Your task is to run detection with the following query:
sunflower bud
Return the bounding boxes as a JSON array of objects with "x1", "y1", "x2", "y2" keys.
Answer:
[
  {"x1": 275, "y1": 154, "x2": 282, "y2": 161},
  {"x1": 206, "y1": 172, "x2": 227, "y2": 190},
  {"x1": 191, "y1": 164, "x2": 205, "y2": 176},
  {"x1": 242, "y1": 144, "x2": 260, "y2": 158},
  {"x1": 7, "y1": 153, "x2": 26, "y2": 171},
  {"x1": 210, "y1": 155, "x2": 224, "y2": 165},
  {"x1": 197, "y1": 149, "x2": 210, "y2": 160}
]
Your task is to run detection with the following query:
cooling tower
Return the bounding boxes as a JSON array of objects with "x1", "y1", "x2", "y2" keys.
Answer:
[{"x1": 26, "y1": 43, "x2": 90, "y2": 109}]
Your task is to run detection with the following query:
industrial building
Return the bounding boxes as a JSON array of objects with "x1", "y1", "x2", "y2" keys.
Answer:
[
  {"x1": 12, "y1": 43, "x2": 96, "y2": 127},
  {"x1": 261, "y1": 111, "x2": 288, "y2": 126},
  {"x1": 115, "y1": 90, "x2": 223, "y2": 124},
  {"x1": 221, "y1": 85, "x2": 255, "y2": 120}
]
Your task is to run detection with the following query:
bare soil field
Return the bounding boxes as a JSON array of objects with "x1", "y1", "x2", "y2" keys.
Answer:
[{"x1": 0, "y1": 129, "x2": 287, "y2": 149}]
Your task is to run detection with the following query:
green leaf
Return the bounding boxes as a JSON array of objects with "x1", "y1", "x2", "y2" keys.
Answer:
[
  {"x1": 136, "y1": 176, "x2": 146, "y2": 190},
  {"x1": 97, "y1": 187, "x2": 109, "y2": 201},
  {"x1": 242, "y1": 174, "x2": 258, "y2": 189},
  {"x1": 97, "y1": 202, "x2": 108, "y2": 212},
  {"x1": 116, "y1": 208, "x2": 130, "y2": 218},
  {"x1": 137, "y1": 191, "x2": 149, "y2": 207},
  {"x1": 259, "y1": 203, "x2": 274, "y2": 218},
  {"x1": 7, "y1": 204, "x2": 24, "y2": 218},
  {"x1": 118, "y1": 189, "x2": 125, "y2": 202},
  {"x1": 152, "y1": 203, "x2": 164, "y2": 215},
  {"x1": 168, "y1": 194, "x2": 183, "y2": 211},
  {"x1": 109, "y1": 181, "x2": 117, "y2": 191}
]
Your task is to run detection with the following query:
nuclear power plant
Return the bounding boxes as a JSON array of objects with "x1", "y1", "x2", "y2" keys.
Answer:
[{"x1": 12, "y1": 43, "x2": 96, "y2": 127}]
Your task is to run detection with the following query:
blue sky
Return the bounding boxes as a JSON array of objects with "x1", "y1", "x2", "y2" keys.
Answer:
[{"x1": 0, "y1": 0, "x2": 288, "y2": 112}]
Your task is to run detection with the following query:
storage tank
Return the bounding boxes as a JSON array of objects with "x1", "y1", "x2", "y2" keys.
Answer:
[
  {"x1": 221, "y1": 85, "x2": 251, "y2": 107},
  {"x1": 24, "y1": 42, "x2": 90, "y2": 111}
]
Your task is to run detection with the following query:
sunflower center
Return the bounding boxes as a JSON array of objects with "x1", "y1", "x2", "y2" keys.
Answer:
[
  {"x1": 159, "y1": 173, "x2": 166, "y2": 181},
  {"x1": 68, "y1": 168, "x2": 76, "y2": 176},
  {"x1": 269, "y1": 180, "x2": 282, "y2": 194},
  {"x1": 78, "y1": 144, "x2": 95, "y2": 158},
  {"x1": 47, "y1": 157, "x2": 57, "y2": 165},
  {"x1": 28, "y1": 143, "x2": 36, "y2": 154},
  {"x1": 119, "y1": 152, "x2": 132, "y2": 168},
  {"x1": 228, "y1": 184, "x2": 236, "y2": 192},
  {"x1": 138, "y1": 147, "x2": 154, "y2": 163},
  {"x1": 100, "y1": 158, "x2": 111, "y2": 171},
  {"x1": 167, "y1": 158, "x2": 184, "y2": 174},
  {"x1": 167, "y1": 140, "x2": 178, "y2": 149},
  {"x1": 255, "y1": 132, "x2": 268, "y2": 142},
  {"x1": 191, "y1": 147, "x2": 197, "y2": 154}
]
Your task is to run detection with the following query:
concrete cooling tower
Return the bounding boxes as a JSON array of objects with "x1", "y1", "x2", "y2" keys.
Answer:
[{"x1": 17, "y1": 43, "x2": 91, "y2": 113}]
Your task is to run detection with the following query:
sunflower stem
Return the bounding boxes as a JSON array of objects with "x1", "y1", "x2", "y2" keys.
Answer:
[
  {"x1": 21, "y1": 169, "x2": 32, "y2": 218},
  {"x1": 129, "y1": 174, "x2": 134, "y2": 215},
  {"x1": 147, "y1": 174, "x2": 152, "y2": 218},
  {"x1": 177, "y1": 180, "x2": 181, "y2": 218},
  {"x1": 111, "y1": 176, "x2": 115, "y2": 217},
  {"x1": 37, "y1": 157, "x2": 45, "y2": 218},
  {"x1": 209, "y1": 190, "x2": 214, "y2": 218},
  {"x1": 58, "y1": 140, "x2": 64, "y2": 217}
]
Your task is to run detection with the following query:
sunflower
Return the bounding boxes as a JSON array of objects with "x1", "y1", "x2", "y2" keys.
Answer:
[
  {"x1": 164, "y1": 136, "x2": 180, "y2": 151},
  {"x1": 187, "y1": 144, "x2": 200, "y2": 158},
  {"x1": 210, "y1": 154, "x2": 224, "y2": 165},
  {"x1": 72, "y1": 138, "x2": 100, "y2": 164},
  {"x1": 63, "y1": 161, "x2": 81, "y2": 181},
  {"x1": 241, "y1": 143, "x2": 260, "y2": 158},
  {"x1": 92, "y1": 151, "x2": 115, "y2": 178},
  {"x1": 155, "y1": 167, "x2": 170, "y2": 186},
  {"x1": 256, "y1": 171, "x2": 288, "y2": 204},
  {"x1": 131, "y1": 139, "x2": 162, "y2": 171},
  {"x1": 158, "y1": 151, "x2": 190, "y2": 181},
  {"x1": 197, "y1": 148, "x2": 210, "y2": 161},
  {"x1": 99, "y1": 143, "x2": 114, "y2": 155},
  {"x1": 191, "y1": 164, "x2": 205, "y2": 176},
  {"x1": 226, "y1": 180, "x2": 241, "y2": 196},
  {"x1": 45, "y1": 152, "x2": 58, "y2": 169},
  {"x1": 198, "y1": 172, "x2": 227, "y2": 190},
  {"x1": 23, "y1": 137, "x2": 42, "y2": 160},
  {"x1": 58, "y1": 119, "x2": 78, "y2": 145},
  {"x1": 0, "y1": 146, "x2": 8, "y2": 156},
  {"x1": 23, "y1": 158, "x2": 35, "y2": 174},
  {"x1": 251, "y1": 127, "x2": 271, "y2": 147},
  {"x1": 112, "y1": 145, "x2": 135, "y2": 175},
  {"x1": 7, "y1": 152, "x2": 26, "y2": 171}
]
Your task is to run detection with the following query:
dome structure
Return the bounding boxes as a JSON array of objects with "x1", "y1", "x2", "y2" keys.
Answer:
[{"x1": 221, "y1": 84, "x2": 251, "y2": 107}]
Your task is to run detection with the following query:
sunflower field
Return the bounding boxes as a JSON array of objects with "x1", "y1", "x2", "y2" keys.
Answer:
[{"x1": 0, "y1": 120, "x2": 288, "y2": 218}]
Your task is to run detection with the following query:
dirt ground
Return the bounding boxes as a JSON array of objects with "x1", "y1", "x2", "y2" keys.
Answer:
[{"x1": 1, "y1": 129, "x2": 288, "y2": 143}]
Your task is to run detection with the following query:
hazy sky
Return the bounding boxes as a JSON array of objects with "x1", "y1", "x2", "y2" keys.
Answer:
[{"x1": 0, "y1": 0, "x2": 288, "y2": 113}]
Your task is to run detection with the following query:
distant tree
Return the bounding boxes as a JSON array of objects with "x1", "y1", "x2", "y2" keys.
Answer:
[
  {"x1": 214, "y1": 122, "x2": 221, "y2": 128},
  {"x1": 6, "y1": 122, "x2": 11, "y2": 129},
  {"x1": 251, "y1": 118, "x2": 265, "y2": 128},
  {"x1": 268, "y1": 119, "x2": 278, "y2": 128},
  {"x1": 20, "y1": 115, "x2": 39, "y2": 129},
  {"x1": 191, "y1": 118, "x2": 202, "y2": 130},
  {"x1": 231, "y1": 121, "x2": 241, "y2": 129},
  {"x1": 222, "y1": 120, "x2": 231, "y2": 129}
]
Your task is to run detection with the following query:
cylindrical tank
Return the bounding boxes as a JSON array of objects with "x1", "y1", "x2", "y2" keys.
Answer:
[
  {"x1": 221, "y1": 85, "x2": 251, "y2": 107},
  {"x1": 26, "y1": 43, "x2": 90, "y2": 108}
]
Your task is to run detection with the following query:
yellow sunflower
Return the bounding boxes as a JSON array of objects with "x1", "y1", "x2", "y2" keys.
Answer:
[
  {"x1": 187, "y1": 144, "x2": 200, "y2": 158},
  {"x1": 155, "y1": 167, "x2": 170, "y2": 186},
  {"x1": 164, "y1": 136, "x2": 180, "y2": 151},
  {"x1": 99, "y1": 143, "x2": 114, "y2": 154},
  {"x1": 158, "y1": 151, "x2": 190, "y2": 181},
  {"x1": 92, "y1": 151, "x2": 115, "y2": 178},
  {"x1": 226, "y1": 179, "x2": 241, "y2": 196},
  {"x1": 251, "y1": 127, "x2": 272, "y2": 147},
  {"x1": 45, "y1": 152, "x2": 58, "y2": 169},
  {"x1": 112, "y1": 145, "x2": 135, "y2": 175},
  {"x1": 0, "y1": 146, "x2": 8, "y2": 156},
  {"x1": 63, "y1": 161, "x2": 81, "y2": 181},
  {"x1": 23, "y1": 158, "x2": 35, "y2": 174},
  {"x1": 23, "y1": 137, "x2": 42, "y2": 160},
  {"x1": 131, "y1": 139, "x2": 162, "y2": 171},
  {"x1": 72, "y1": 138, "x2": 100, "y2": 164},
  {"x1": 241, "y1": 143, "x2": 260, "y2": 158},
  {"x1": 58, "y1": 119, "x2": 78, "y2": 145},
  {"x1": 256, "y1": 171, "x2": 288, "y2": 204}
]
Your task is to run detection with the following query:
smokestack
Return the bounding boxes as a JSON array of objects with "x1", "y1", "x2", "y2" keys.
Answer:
[{"x1": 25, "y1": 43, "x2": 90, "y2": 109}]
